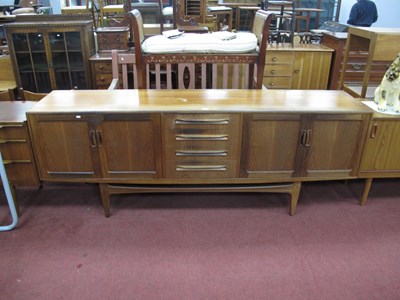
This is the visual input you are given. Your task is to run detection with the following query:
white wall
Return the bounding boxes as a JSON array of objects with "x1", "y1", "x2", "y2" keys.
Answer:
[{"x1": 339, "y1": 0, "x2": 400, "y2": 27}]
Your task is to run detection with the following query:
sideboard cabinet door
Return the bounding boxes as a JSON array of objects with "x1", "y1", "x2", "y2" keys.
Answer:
[
  {"x1": 240, "y1": 113, "x2": 302, "y2": 179},
  {"x1": 98, "y1": 114, "x2": 162, "y2": 179},
  {"x1": 359, "y1": 119, "x2": 400, "y2": 177},
  {"x1": 28, "y1": 114, "x2": 102, "y2": 180},
  {"x1": 241, "y1": 113, "x2": 368, "y2": 180},
  {"x1": 28, "y1": 113, "x2": 163, "y2": 181},
  {"x1": 295, "y1": 114, "x2": 368, "y2": 178}
]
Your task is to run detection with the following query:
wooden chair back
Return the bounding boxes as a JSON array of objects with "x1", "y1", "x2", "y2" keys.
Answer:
[
  {"x1": 124, "y1": 9, "x2": 273, "y2": 90},
  {"x1": 18, "y1": 88, "x2": 47, "y2": 101},
  {"x1": 0, "y1": 89, "x2": 15, "y2": 101}
]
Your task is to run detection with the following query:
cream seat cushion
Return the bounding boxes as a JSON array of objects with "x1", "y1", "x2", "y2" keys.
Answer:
[
  {"x1": 12, "y1": 7, "x2": 35, "y2": 15},
  {"x1": 141, "y1": 32, "x2": 258, "y2": 54}
]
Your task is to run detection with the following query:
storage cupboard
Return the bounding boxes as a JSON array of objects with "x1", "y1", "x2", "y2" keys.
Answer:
[
  {"x1": 0, "y1": 101, "x2": 40, "y2": 188},
  {"x1": 26, "y1": 89, "x2": 372, "y2": 216},
  {"x1": 4, "y1": 20, "x2": 95, "y2": 93},
  {"x1": 263, "y1": 44, "x2": 333, "y2": 90}
]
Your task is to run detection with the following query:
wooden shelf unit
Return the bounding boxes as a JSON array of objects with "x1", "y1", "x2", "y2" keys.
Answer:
[{"x1": 339, "y1": 27, "x2": 400, "y2": 98}]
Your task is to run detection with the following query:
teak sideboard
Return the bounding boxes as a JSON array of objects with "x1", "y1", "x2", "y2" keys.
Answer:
[{"x1": 25, "y1": 89, "x2": 374, "y2": 217}]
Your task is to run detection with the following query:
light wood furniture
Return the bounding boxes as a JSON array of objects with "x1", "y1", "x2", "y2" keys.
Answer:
[
  {"x1": 99, "y1": 0, "x2": 125, "y2": 27},
  {"x1": 0, "y1": 101, "x2": 40, "y2": 188},
  {"x1": 321, "y1": 31, "x2": 393, "y2": 91},
  {"x1": 127, "y1": 9, "x2": 273, "y2": 89},
  {"x1": 4, "y1": 20, "x2": 96, "y2": 93},
  {"x1": 358, "y1": 109, "x2": 400, "y2": 205},
  {"x1": 263, "y1": 43, "x2": 333, "y2": 89},
  {"x1": 339, "y1": 27, "x2": 400, "y2": 99},
  {"x1": 26, "y1": 89, "x2": 371, "y2": 217},
  {"x1": 0, "y1": 54, "x2": 16, "y2": 95}
]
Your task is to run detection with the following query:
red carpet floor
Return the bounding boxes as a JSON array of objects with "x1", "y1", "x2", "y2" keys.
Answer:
[{"x1": 1, "y1": 179, "x2": 400, "y2": 299}]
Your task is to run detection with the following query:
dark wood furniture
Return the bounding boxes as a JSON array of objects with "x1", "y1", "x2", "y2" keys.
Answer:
[
  {"x1": 4, "y1": 20, "x2": 95, "y2": 93},
  {"x1": 128, "y1": 9, "x2": 273, "y2": 89},
  {"x1": 0, "y1": 101, "x2": 40, "y2": 188},
  {"x1": 26, "y1": 89, "x2": 371, "y2": 217}
]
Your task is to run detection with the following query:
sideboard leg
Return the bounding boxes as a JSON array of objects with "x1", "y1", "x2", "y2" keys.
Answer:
[
  {"x1": 360, "y1": 178, "x2": 373, "y2": 206},
  {"x1": 99, "y1": 183, "x2": 111, "y2": 217},
  {"x1": 290, "y1": 182, "x2": 301, "y2": 216}
]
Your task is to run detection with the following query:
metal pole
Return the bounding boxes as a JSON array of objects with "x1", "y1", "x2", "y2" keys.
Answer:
[{"x1": 0, "y1": 151, "x2": 18, "y2": 231}]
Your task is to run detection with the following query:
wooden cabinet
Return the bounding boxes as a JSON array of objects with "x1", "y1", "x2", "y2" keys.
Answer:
[
  {"x1": 241, "y1": 113, "x2": 368, "y2": 180},
  {"x1": 28, "y1": 112, "x2": 162, "y2": 181},
  {"x1": 0, "y1": 101, "x2": 40, "y2": 187},
  {"x1": 358, "y1": 112, "x2": 400, "y2": 205},
  {"x1": 339, "y1": 27, "x2": 400, "y2": 98},
  {"x1": 26, "y1": 89, "x2": 372, "y2": 216},
  {"x1": 263, "y1": 44, "x2": 333, "y2": 90},
  {"x1": 359, "y1": 114, "x2": 400, "y2": 177},
  {"x1": 4, "y1": 20, "x2": 95, "y2": 92},
  {"x1": 90, "y1": 54, "x2": 113, "y2": 89}
]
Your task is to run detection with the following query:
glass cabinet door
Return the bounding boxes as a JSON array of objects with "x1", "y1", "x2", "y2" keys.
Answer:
[
  {"x1": 12, "y1": 32, "x2": 51, "y2": 93},
  {"x1": 49, "y1": 31, "x2": 87, "y2": 90}
]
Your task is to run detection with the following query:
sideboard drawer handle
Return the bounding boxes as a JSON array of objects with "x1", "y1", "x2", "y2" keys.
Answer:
[
  {"x1": 175, "y1": 118, "x2": 229, "y2": 125},
  {"x1": 176, "y1": 165, "x2": 227, "y2": 171},
  {"x1": 176, "y1": 134, "x2": 228, "y2": 141},
  {"x1": 176, "y1": 150, "x2": 228, "y2": 156},
  {"x1": 0, "y1": 124, "x2": 23, "y2": 129},
  {"x1": 3, "y1": 159, "x2": 31, "y2": 165}
]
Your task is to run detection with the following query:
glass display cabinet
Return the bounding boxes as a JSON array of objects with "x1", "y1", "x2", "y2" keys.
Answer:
[{"x1": 4, "y1": 20, "x2": 95, "y2": 93}]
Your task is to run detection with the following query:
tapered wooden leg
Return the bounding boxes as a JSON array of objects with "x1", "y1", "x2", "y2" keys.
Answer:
[
  {"x1": 99, "y1": 183, "x2": 111, "y2": 217},
  {"x1": 360, "y1": 178, "x2": 373, "y2": 206},
  {"x1": 290, "y1": 182, "x2": 301, "y2": 216}
]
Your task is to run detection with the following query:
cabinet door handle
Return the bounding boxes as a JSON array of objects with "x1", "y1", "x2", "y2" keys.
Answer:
[
  {"x1": 300, "y1": 130, "x2": 307, "y2": 146},
  {"x1": 175, "y1": 118, "x2": 229, "y2": 125},
  {"x1": 96, "y1": 130, "x2": 103, "y2": 146},
  {"x1": 89, "y1": 130, "x2": 97, "y2": 147},
  {"x1": 176, "y1": 165, "x2": 227, "y2": 171},
  {"x1": 176, "y1": 134, "x2": 228, "y2": 141},
  {"x1": 305, "y1": 130, "x2": 312, "y2": 146},
  {"x1": 176, "y1": 150, "x2": 228, "y2": 156},
  {"x1": 3, "y1": 159, "x2": 31, "y2": 165},
  {"x1": 294, "y1": 68, "x2": 300, "y2": 74},
  {"x1": 0, "y1": 139, "x2": 26, "y2": 144},
  {"x1": 0, "y1": 124, "x2": 23, "y2": 129},
  {"x1": 370, "y1": 123, "x2": 378, "y2": 138}
]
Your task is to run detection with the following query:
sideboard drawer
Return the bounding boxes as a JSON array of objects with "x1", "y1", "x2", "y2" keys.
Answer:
[
  {"x1": 162, "y1": 113, "x2": 241, "y2": 179},
  {"x1": 264, "y1": 64, "x2": 293, "y2": 76},
  {"x1": 263, "y1": 76, "x2": 292, "y2": 89},
  {"x1": 0, "y1": 121, "x2": 39, "y2": 186}
]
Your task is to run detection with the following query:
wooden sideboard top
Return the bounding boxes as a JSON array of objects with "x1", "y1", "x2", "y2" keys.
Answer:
[
  {"x1": 0, "y1": 101, "x2": 37, "y2": 123},
  {"x1": 27, "y1": 89, "x2": 372, "y2": 115}
]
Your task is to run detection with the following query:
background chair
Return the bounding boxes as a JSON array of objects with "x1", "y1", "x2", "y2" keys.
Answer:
[
  {"x1": 115, "y1": 9, "x2": 273, "y2": 90},
  {"x1": 99, "y1": 0, "x2": 125, "y2": 27},
  {"x1": 17, "y1": 88, "x2": 47, "y2": 101},
  {"x1": 0, "y1": 89, "x2": 15, "y2": 101}
]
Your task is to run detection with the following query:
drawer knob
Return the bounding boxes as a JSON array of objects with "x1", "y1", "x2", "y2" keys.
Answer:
[
  {"x1": 270, "y1": 69, "x2": 276, "y2": 75},
  {"x1": 99, "y1": 65, "x2": 104, "y2": 70},
  {"x1": 269, "y1": 82, "x2": 275, "y2": 86},
  {"x1": 272, "y1": 57, "x2": 277, "y2": 62}
]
